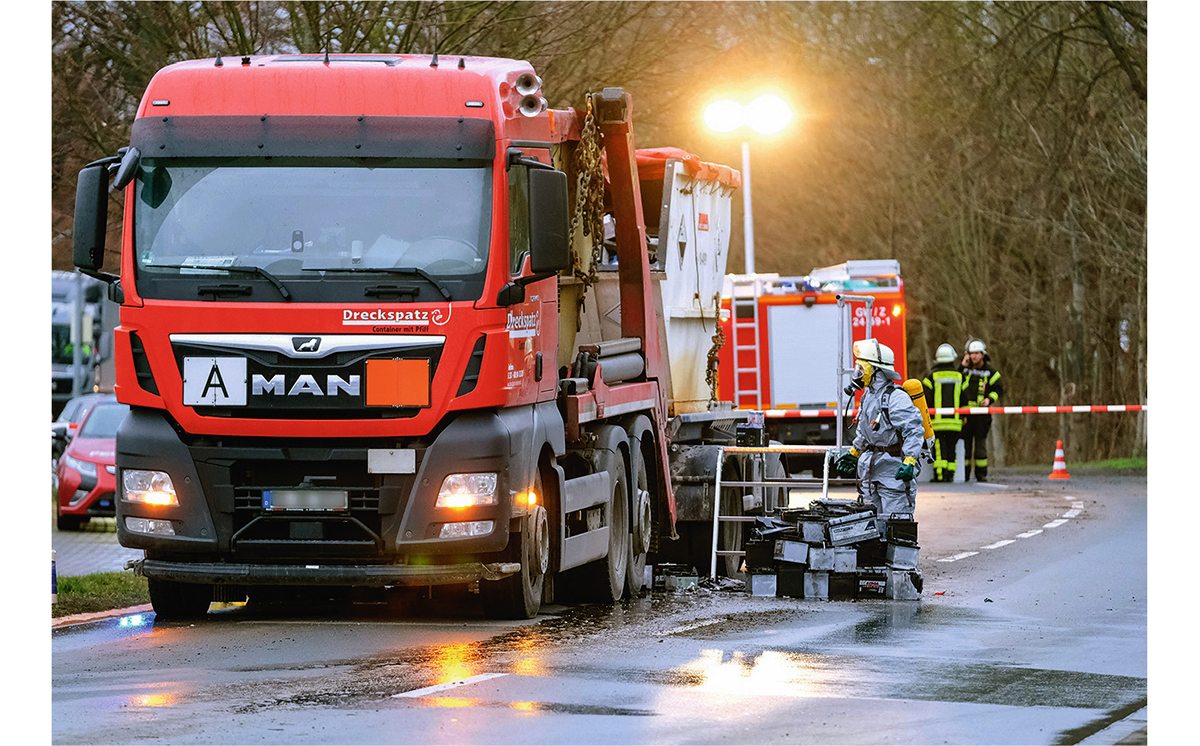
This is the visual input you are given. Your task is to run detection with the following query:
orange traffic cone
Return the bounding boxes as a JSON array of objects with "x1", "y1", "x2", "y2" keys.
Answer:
[{"x1": 1048, "y1": 440, "x2": 1071, "y2": 480}]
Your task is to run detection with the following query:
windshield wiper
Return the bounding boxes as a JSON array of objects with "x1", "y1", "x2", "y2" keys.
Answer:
[
  {"x1": 148, "y1": 263, "x2": 292, "y2": 300},
  {"x1": 304, "y1": 266, "x2": 452, "y2": 300}
]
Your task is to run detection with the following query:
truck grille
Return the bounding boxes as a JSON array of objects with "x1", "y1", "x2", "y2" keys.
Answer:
[{"x1": 231, "y1": 488, "x2": 384, "y2": 557}]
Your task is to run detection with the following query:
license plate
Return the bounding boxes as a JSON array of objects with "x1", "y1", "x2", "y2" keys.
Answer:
[{"x1": 262, "y1": 489, "x2": 349, "y2": 511}]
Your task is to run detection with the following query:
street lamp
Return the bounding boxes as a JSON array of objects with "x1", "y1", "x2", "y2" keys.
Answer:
[{"x1": 703, "y1": 94, "x2": 794, "y2": 274}]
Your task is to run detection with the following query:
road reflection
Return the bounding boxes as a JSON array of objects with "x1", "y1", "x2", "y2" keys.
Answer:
[
  {"x1": 128, "y1": 690, "x2": 180, "y2": 707},
  {"x1": 684, "y1": 648, "x2": 825, "y2": 698}
]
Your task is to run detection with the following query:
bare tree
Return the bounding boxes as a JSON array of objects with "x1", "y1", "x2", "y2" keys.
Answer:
[{"x1": 49, "y1": 1, "x2": 1146, "y2": 462}]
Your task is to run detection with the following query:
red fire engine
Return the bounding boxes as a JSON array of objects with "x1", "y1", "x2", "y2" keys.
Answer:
[{"x1": 718, "y1": 260, "x2": 907, "y2": 471}]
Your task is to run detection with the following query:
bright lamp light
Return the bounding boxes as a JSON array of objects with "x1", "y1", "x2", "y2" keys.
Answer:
[
  {"x1": 705, "y1": 95, "x2": 793, "y2": 136},
  {"x1": 703, "y1": 100, "x2": 745, "y2": 133},
  {"x1": 123, "y1": 469, "x2": 178, "y2": 506},
  {"x1": 436, "y1": 472, "x2": 498, "y2": 508},
  {"x1": 746, "y1": 94, "x2": 794, "y2": 134}
]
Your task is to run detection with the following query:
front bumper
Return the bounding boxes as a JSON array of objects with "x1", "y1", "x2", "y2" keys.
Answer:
[
  {"x1": 128, "y1": 557, "x2": 520, "y2": 586},
  {"x1": 116, "y1": 407, "x2": 517, "y2": 560}
]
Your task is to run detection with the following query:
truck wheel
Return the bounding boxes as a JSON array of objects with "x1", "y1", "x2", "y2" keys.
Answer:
[
  {"x1": 625, "y1": 452, "x2": 651, "y2": 596},
  {"x1": 148, "y1": 578, "x2": 212, "y2": 621},
  {"x1": 586, "y1": 451, "x2": 629, "y2": 603},
  {"x1": 481, "y1": 502, "x2": 548, "y2": 620}
]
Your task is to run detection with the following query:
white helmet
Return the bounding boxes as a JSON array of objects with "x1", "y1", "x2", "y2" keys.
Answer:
[
  {"x1": 935, "y1": 344, "x2": 956, "y2": 364},
  {"x1": 853, "y1": 338, "x2": 895, "y2": 370},
  {"x1": 966, "y1": 339, "x2": 987, "y2": 354}
]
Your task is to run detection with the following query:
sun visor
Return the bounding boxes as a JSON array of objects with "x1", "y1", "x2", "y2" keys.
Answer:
[{"x1": 130, "y1": 115, "x2": 495, "y2": 160}]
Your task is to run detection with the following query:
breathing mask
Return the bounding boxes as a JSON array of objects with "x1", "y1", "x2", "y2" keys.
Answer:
[{"x1": 844, "y1": 360, "x2": 873, "y2": 396}]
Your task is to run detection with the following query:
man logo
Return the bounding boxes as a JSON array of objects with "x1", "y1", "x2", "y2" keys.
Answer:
[{"x1": 293, "y1": 337, "x2": 321, "y2": 353}]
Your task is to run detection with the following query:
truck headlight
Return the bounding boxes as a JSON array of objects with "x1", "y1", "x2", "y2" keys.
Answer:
[
  {"x1": 122, "y1": 469, "x2": 178, "y2": 506},
  {"x1": 435, "y1": 473, "x2": 498, "y2": 508}
]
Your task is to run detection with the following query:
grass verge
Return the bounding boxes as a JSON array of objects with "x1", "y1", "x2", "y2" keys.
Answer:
[
  {"x1": 1000, "y1": 456, "x2": 1146, "y2": 475},
  {"x1": 53, "y1": 571, "x2": 149, "y2": 618},
  {"x1": 1071, "y1": 457, "x2": 1147, "y2": 470}
]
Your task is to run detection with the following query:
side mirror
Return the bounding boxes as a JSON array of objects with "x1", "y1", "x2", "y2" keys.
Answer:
[
  {"x1": 112, "y1": 147, "x2": 141, "y2": 191},
  {"x1": 528, "y1": 169, "x2": 569, "y2": 274},
  {"x1": 73, "y1": 165, "x2": 110, "y2": 271}
]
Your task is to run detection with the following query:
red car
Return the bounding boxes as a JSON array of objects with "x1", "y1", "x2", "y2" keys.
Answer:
[{"x1": 55, "y1": 395, "x2": 129, "y2": 531}]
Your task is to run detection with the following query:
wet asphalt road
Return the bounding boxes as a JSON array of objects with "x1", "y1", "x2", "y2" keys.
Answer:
[{"x1": 49, "y1": 473, "x2": 1148, "y2": 745}]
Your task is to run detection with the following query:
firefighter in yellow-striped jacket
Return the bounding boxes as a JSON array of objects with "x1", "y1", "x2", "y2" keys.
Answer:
[
  {"x1": 922, "y1": 344, "x2": 964, "y2": 482},
  {"x1": 960, "y1": 339, "x2": 1004, "y2": 482}
]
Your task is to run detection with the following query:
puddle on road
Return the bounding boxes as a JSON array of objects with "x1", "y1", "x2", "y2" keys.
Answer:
[{"x1": 83, "y1": 589, "x2": 1144, "y2": 723}]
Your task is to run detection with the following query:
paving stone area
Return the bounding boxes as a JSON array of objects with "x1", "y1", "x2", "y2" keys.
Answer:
[{"x1": 52, "y1": 516, "x2": 144, "y2": 577}]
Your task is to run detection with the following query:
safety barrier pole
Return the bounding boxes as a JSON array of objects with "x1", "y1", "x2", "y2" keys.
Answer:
[{"x1": 709, "y1": 444, "x2": 844, "y2": 579}]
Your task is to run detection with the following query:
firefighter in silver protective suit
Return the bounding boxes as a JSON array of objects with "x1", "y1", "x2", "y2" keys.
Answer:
[{"x1": 835, "y1": 339, "x2": 927, "y2": 529}]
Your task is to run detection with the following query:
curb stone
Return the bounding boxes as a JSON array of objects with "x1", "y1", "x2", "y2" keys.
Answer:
[{"x1": 52, "y1": 604, "x2": 153, "y2": 629}]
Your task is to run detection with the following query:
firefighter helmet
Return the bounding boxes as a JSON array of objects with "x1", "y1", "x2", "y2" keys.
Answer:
[
  {"x1": 935, "y1": 344, "x2": 956, "y2": 364},
  {"x1": 966, "y1": 339, "x2": 987, "y2": 354},
  {"x1": 853, "y1": 338, "x2": 895, "y2": 371}
]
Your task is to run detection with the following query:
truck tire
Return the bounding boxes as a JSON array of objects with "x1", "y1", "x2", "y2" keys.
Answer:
[
  {"x1": 481, "y1": 480, "x2": 548, "y2": 620},
  {"x1": 585, "y1": 446, "x2": 629, "y2": 603},
  {"x1": 625, "y1": 449, "x2": 651, "y2": 596},
  {"x1": 148, "y1": 578, "x2": 212, "y2": 621}
]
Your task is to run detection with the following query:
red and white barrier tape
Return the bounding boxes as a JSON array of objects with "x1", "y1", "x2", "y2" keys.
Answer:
[
  {"x1": 935, "y1": 405, "x2": 1148, "y2": 415},
  {"x1": 762, "y1": 405, "x2": 1147, "y2": 418}
]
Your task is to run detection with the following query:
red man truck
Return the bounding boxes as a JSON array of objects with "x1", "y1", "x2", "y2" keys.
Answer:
[
  {"x1": 718, "y1": 261, "x2": 907, "y2": 474},
  {"x1": 71, "y1": 54, "x2": 776, "y2": 620}
]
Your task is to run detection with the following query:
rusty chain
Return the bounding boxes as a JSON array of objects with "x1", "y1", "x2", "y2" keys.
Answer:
[
  {"x1": 705, "y1": 294, "x2": 725, "y2": 404},
  {"x1": 570, "y1": 96, "x2": 605, "y2": 294}
]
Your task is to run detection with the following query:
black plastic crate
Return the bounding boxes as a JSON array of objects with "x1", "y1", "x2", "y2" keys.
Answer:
[{"x1": 777, "y1": 567, "x2": 806, "y2": 598}]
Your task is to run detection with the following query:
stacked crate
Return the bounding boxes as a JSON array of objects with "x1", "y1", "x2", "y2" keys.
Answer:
[{"x1": 743, "y1": 500, "x2": 923, "y2": 600}]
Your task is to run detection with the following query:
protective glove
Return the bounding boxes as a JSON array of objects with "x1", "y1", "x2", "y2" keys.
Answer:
[
  {"x1": 895, "y1": 456, "x2": 918, "y2": 482},
  {"x1": 835, "y1": 448, "x2": 859, "y2": 476}
]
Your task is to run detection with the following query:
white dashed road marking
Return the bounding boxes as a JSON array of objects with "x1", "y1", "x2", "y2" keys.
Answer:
[
  {"x1": 934, "y1": 498, "x2": 1084, "y2": 562},
  {"x1": 392, "y1": 673, "x2": 508, "y2": 698},
  {"x1": 980, "y1": 539, "x2": 1016, "y2": 550},
  {"x1": 937, "y1": 551, "x2": 979, "y2": 563}
]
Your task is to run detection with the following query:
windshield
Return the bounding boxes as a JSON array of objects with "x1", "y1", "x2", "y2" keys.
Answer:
[
  {"x1": 78, "y1": 402, "x2": 130, "y2": 439},
  {"x1": 133, "y1": 157, "x2": 492, "y2": 301}
]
